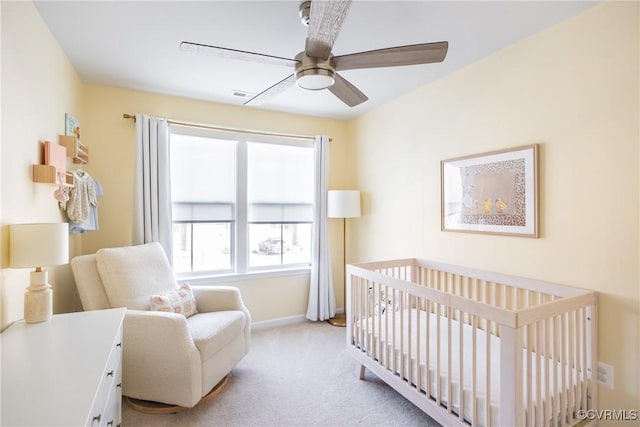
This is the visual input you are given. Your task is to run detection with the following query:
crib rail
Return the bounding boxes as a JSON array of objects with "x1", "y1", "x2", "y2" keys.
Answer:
[{"x1": 347, "y1": 259, "x2": 598, "y2": 427}]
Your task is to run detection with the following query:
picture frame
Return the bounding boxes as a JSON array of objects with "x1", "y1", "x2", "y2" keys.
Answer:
[
  {"x1": 441, "y1": 144, "x2": 539, "y2": 237},
  {"x1": 65, "y1": 113, "x2": 81, "y2": 141}
]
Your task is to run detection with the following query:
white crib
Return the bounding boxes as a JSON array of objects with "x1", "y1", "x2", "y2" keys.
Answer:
[{"x1": 346, "y1": 259, "x2": 598, "y2": 427}]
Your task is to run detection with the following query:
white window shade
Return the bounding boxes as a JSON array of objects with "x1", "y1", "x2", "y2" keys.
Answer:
[
  {"x1": 172, "y1": 202, "x2": 234, "y2": 222},
  {"x1": 247, "y1": 142, "x2": 314, "y2": 223},
  {"x1": 170, "y1": 134, "x2": 236, "y2": 221}
]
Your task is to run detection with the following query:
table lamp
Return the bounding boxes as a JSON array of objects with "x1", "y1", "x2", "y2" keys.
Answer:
[
  {"x1": 327, "y1": 190, "x2": 361, "y2": 327},
  {"x1": 10, "y1": 223, "x2": 69, "y2": 323}
]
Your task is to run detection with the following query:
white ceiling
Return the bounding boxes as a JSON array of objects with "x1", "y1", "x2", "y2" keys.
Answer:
[{"x1": 34, "y1": 1, "x2": 600, "y2": 120}]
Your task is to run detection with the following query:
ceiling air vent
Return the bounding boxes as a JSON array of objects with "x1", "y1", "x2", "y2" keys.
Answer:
[{"x1": 232, "y1": 90, "x2": 248, "y2": 98}]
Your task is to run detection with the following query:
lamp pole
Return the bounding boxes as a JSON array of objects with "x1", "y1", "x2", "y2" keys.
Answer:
[
  {"x1": 327, "y1": 190, "x2": 360, "y2": 328},
  {"x1": 328, "y1": 217, "x2": 348, "y2": 327}
]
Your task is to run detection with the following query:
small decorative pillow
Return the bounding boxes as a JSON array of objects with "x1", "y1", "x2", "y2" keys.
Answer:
[{"x1": 150, "y1": 283, "x2": 198, "y2": 318}]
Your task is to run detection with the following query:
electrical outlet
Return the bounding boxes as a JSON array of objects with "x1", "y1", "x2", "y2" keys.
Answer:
[{"x1": 597, "y1": 362, "x2": 614, "y2": 389}]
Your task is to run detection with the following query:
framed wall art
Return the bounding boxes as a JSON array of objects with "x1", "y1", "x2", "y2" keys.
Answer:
[
  {"x1": 65, "y1": 113, "x2": 81, "y2": 141},
  {"x1": 441, "y1": 144, "x2": 539, "y2": 237}
]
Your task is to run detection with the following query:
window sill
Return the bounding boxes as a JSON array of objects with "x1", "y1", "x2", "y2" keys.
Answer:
[{"x1": 177, "y1": 266, "x2": 311, "y2": 285}]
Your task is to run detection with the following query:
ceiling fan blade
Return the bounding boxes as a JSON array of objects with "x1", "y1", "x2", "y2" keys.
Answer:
[
  {"x1": 333, "y1": 41, "x2": 449, "y2": 71},
  {"x1": 305, "y1": 0, "x2": 351, "y2": 60},
  {"x1": 244, "y1": 74, "x2": 297, "y2": 106},
  {"x1": 329, "y1": 73, "x2": 368, "y2": 107},
  {"x1": 180, "y1": 41, "x2": 299, "y2": 68}
]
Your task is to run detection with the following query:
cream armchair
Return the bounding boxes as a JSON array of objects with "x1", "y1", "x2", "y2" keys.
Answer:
[{"x1": 70, "y1": 242, "x2": 251, "y2": 409}]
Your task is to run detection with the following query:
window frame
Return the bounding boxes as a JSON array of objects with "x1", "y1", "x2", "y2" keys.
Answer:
[{"x1": 169, "y1": 125, "x2": 314, "y2": 281}]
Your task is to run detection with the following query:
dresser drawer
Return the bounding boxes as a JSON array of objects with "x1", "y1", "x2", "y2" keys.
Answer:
[{"x1": 89, "y1": 326, "x2": 123, "y2": 426}]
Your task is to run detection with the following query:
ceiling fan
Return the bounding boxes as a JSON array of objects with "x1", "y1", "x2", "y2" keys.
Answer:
[{"x1": 180, "y1": 0, "x2": 448, "y2": 108}]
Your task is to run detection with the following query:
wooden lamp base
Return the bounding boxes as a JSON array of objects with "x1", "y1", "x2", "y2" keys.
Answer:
[
  {"x1": 125, "y1": 374, "x2": 231, "y2": 415},
  {"x1": 328, "y1": 312, "x2": 346, "y2": 327}
]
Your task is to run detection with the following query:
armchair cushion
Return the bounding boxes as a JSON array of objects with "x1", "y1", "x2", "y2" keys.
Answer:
[
  {"x1": 187, "y1": 311, "x2": 247, "y2": 360},
  {"x1": 96, "y1": 242, "x2": 178, "y2": 310},
  {"x1": 150, "y1": 283, "x2": 198, "y2": 317}
]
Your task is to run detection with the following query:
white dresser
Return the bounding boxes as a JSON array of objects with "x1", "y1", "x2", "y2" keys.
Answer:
[{"x1": 1, "y1": 308, "x2": 126, "y2": 426}]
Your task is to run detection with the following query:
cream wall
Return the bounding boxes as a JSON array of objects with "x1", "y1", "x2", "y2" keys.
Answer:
[
  {"x1": 0, "y1": 1, "x2": 84, "y2": 330},
  {"x1": 80, "y1": 85, "x2": 351, "y2": 322},
  {"x1": 349, "y1": 1, "x2": 639, "y2": 415}
]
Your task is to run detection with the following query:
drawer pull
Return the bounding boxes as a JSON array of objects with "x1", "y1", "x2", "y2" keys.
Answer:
[
  {"x1": 117, "y1": 382, "x2": 122, "y2": 389},
  {"x1": 107, "y1": 370, "x2": 114, "y2": 378},
  {"x1": 92, "y1": 414, "x2": 101, "y2": 424},
  {"x1": 116, "y1": 342, "x2": 122, "y2": 349},
  {"x1": 107, "y1": 421, "x2": 114, "y2": 427}
]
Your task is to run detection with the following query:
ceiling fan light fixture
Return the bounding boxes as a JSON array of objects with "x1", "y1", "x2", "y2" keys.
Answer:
[{"x1": 296, "y1": 68, "x2": 335, "y2": 90}]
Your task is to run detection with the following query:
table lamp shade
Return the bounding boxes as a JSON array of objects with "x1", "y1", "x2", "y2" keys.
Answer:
[
  {"x1": 10, "y1": 223, "x2": 69, "y2": 268},
  {"x1": 327, "y1": 190, "x2": 361, "y2": 218}
]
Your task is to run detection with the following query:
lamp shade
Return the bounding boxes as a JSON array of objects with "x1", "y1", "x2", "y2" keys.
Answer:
[
  {"x1": 327, "y1": 190, "x2": 361, "y2": 218},
  {"x1": 10, "y1": 223, "x2": 69, "y2": 268}
]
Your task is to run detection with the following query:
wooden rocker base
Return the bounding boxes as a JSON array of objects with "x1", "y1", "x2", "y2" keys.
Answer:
[{"x1": 124, "y1": 374, "x2": 231, "y2": 415}]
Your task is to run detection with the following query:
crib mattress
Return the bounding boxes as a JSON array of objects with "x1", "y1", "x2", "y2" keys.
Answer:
[{"x1": 356, "y1": 308, "x2": 584, "y2": 426}]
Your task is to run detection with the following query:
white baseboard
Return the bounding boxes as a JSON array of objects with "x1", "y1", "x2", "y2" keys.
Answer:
[
  {"x1": 251, "y1": 314, "x2": 307, "y2": 331},
  {"x1": 251, "y1": 308, "x2": 344, "y2": 331}
]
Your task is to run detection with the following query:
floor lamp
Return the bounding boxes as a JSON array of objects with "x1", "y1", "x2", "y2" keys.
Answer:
[{"x1": 327, "y1": 190, "x2": 361, "y2": 327}]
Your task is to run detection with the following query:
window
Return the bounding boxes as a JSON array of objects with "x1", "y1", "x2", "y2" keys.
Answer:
[{"x1": 169, "y1": 126, "x2": 314, "y2": 277}]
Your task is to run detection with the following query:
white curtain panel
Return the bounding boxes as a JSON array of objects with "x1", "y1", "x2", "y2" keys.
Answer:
[
  {"x1": 306, "y1": 135, "x2": 336, "y2": 321},
  {"x1": 132, "y1": 114, "x2": 173, "y2": 262}
]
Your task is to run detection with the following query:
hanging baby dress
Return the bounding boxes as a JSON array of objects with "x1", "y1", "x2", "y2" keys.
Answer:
[{"x1": 66, "y1": 169, "x2": 103, "y2": 234}]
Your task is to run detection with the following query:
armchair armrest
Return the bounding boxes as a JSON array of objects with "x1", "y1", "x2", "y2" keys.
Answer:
[
  {"x1": 191, "y1": 285, "x2": 252, "y2": 353},
  {"x1": 191, "y1": 285, "x2": 250, "y2": 314},
  {"x1": 122, "y1": 310, "x2": 202, "y2": 407}
]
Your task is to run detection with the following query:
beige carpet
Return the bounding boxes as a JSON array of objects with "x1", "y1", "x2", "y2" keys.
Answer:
[{"x1": 122, "y1": 320, "x2": 440, "y2": 426}]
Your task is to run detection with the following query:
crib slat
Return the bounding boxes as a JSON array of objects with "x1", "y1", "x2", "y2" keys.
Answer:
[
  {"x1": 545, "y1": 317, "x2": 552, "y2": 427},
  {"x1": 580, "y1": 308, "x2": 587, "y2": 411},
  {"x1": 384, "y1": 282, "x2": 389, "y2": 365},
  {"x1": 408, "y1": 294, "x2": 413, "y2": 388},
  {"x1": 472, "y1": 315, "x2": 477, "y2": 426},
  {"x1": 377, "y1": 280, "x2": 382, "y2": 358},
  {"x1": 578, "y1": 309, "x2": 587, "y2": 409},
  {"x1": 568, "y1": 310, "x2": 575, "y2": 425},
  {"x1": 400, "y1": 290, "x2": 405, "y2": 382},
  {"x1": 425, "y1": 299, "x2": 432, "y2": 399},
  {"x1": 502, "y1": 283, "x2": 507, "y2": 309},
  {"x1": 394, "y1": 288, "x2": 399, "y2": 374},
  {"x1": 551, "y1": 316, "x2": 560, "y2": 426},
  {"x1": 416, "y1": 296, "x2": 422, "y2": 394},
  {"x1": 486, "y1": 319, "x2": 491, "y2": 427},
  {"x1": 536, "y1": 320, "x2": 543, "y2": 427},
  {"x1": 568, "y1": 310, "x2": 579, "y2": 424},
  {"x1": 458, "y1": 307, "x2": 464, "y2": 423},
  {"x1": 527, "y1": 323, "x2": 533, "y2": 427},
  {"x1": 355, "y1": 276, "x2": 361, "y2": 349},
  {"x1": 560, "y1": 313, "x2": 567, "y2": 427},
  {"x1": 436, "y1": 302, "x2": 441, "y2": 407},
  {"x1": 447, "y1": 305, "x2": 453, "y2": 415},
  {"x1": 588, "y1": 305, "x2": 598, "y2": 413},
  {"x1": 365, "y1": 280, "x2": 370, "y2": 359}
]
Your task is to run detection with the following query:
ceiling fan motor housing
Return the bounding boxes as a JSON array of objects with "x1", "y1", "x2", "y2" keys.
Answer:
[{"x1": 294, "y1": 52, "x2": 336, "y2": 90}]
